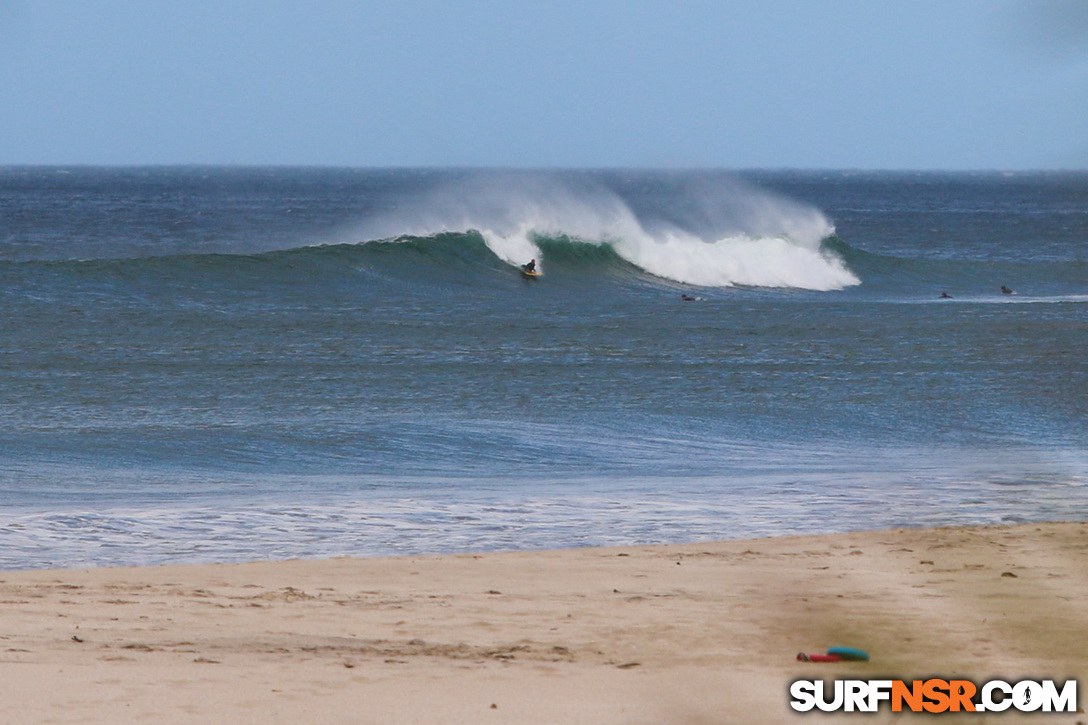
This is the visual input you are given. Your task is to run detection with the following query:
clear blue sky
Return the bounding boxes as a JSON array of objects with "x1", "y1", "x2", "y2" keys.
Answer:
[{"x1": 0, "y1": 0, "x2": 1085, "y2": 168}]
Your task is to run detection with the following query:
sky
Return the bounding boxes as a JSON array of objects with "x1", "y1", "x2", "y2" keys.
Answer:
[{"x1": 0, "y1": 0, "x2": 1086, "y2": 169}]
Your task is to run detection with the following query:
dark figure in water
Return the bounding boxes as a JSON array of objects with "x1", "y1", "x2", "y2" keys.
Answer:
[
  {"x1": 1001, "y1": 285, "x2": 1014, "y2": 294},
  {"x1": 523, "y1": 259, "x2": 536, "y2": 273},
  {"x1": 939, "y1": 291, "x2": 952, "y2": 299}
]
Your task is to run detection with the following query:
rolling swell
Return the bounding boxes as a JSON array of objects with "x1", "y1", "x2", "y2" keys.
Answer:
[
  {"x1": 4, "y1": 231, "x2": 1083, "y2": 302},
  {"x1": 825, "y1": 237, "x2": 1088, "y2": 299}
]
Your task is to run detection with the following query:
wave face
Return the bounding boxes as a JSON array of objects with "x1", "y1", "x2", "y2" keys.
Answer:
[{"x1": 7, "y1": 230, "x2": 1083, "y2": 309}]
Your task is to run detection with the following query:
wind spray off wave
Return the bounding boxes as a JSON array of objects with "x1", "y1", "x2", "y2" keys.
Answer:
[{"x1": 348, "y1": 171, "x2": 859, "y2": 290}]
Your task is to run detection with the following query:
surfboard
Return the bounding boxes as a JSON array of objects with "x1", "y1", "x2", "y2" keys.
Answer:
[
  {"x1": 826, "y1": 646, "x2": 869, "y2": 661},
  {"x1": 797, "y1": 647, "x2": 870, "y2": 663},
  {"x1": 521, "y1": 268, "x2": 542, "y2": 279}
]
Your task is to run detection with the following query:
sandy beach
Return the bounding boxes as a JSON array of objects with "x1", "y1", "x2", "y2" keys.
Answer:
[{"x1": 1, "y1": 522, "x2": 1086, "y2": 724}]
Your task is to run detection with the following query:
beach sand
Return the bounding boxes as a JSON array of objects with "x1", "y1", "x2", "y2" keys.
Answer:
[{"x1": 1, "y1": 522, "x2": 1086, "y2": 723}]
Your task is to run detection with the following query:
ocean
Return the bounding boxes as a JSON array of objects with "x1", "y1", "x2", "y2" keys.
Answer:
[{"x1": 1, "y1": 167, "x2": 1085, "y2": 570}]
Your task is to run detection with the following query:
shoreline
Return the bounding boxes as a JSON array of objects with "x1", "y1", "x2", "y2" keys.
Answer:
[{"x1": 2, "y1": 522, "x2": 1086, "y2": 723}]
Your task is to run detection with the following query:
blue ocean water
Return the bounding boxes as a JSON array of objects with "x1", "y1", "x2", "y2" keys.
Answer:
[{"x1": 1, "y1": 167, "x2": 1085, "y2": 569}]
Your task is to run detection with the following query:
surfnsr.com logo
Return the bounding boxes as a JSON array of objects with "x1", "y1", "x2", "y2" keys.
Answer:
[{"x1": 790, "y1": 678, "x2": 1078, "y2": 713}]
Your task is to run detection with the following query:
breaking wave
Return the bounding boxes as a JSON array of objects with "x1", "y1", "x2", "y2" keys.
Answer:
[{"x1": 344, "y1": 171, "x2": 858, "y2": 290}]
